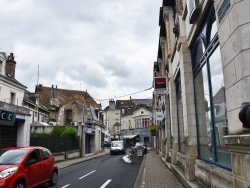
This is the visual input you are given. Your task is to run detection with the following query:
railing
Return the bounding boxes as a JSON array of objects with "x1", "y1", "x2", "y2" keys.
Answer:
[{"x1": 30, "y1": 134, "x2": 80, "y2": 153}]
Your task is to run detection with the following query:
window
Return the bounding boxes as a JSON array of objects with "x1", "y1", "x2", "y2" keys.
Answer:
[
  {"x1": 142, "y1": 118, "x2": 150, "y2": 128},
  {"x1": 121, "y1": 108, "x2": 125, "y2": 114},
  {"x1": 134, "y1": 119, "x2": 142, "y2": 128},
  {"x1": 28, "y1": 150, "x2": 41, "y2": 164},
  {"x1": 115, "y1": 113, "x2": 119, "y2": 122},
  {"x1": 144, "y1": 137, "x2": 149, "y2": 143},
  {"x1": 175, "y1": 72, "x2": 184, "y2": 153},
  {"x1": 10, "y1": 92, "x2": 16, "y2": 105},
  {"x1": 41, "y1": 149, "x2": 50, "y2": 161},
  {"x1": 192, "y1": 5, "x2": 231, "y2": 168},
  {"x1": 65, "y1": 109, "x2": 72, "y2": 125}
]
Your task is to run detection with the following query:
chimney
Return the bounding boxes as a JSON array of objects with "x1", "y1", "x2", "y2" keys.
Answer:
[{"x1": 5, "y1": 53, "x2": 16, "y2": 78}]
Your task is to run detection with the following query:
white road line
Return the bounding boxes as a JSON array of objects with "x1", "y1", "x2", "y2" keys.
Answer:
[
  {"x1": 61, "y1": 184, "x2": 70, "y2": 188},
  {"x1": 79, "y1": 170, "x2": 96, "y2": 179},
  {"x1": 100, "y1": 179, "x2": 112, "y2": 188}
]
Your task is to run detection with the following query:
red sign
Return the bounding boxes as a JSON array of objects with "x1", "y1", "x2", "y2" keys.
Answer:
[{"x1": 154, "y1": 77, "x2": 166, "y2": 90}]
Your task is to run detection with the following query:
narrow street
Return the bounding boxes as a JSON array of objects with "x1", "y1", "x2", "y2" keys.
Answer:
[{"x1": 43, "y1": 154, "x2": 143, "y2": 188}]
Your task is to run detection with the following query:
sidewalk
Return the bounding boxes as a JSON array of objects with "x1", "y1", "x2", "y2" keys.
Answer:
[
  {"x1": 56, "y1": 148, "x2": 110, "y2": 169},
  {"x1": 134, "y1": 150, "x2": 183, "y2": 188}
]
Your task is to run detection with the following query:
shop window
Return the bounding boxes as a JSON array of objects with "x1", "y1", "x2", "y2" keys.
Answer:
[
  {"x1": 175, "y1": 72, "x2": 184, "y2": 153},
  {"x1": 192, "y1": 5, "x2": 231, "y2": 168}
]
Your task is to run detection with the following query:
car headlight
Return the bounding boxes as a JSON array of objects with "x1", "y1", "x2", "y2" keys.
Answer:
[
  {"x1": 0, "y1": 167, "x2": 18, "y2": 178},
  {"x1": 120, "y1": 147, "x2": 124, "y2": 150}
]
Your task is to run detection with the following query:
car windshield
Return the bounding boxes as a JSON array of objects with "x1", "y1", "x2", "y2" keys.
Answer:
[
  {"x1": 112, "y1": 142, "x2": 123, "y2": 147},
  {"x1": 0, "y1": 149, "x2": 28, "y2": 165},
  {"x1": 135, "y1": 143, "x2": 144, "y2": 147}
]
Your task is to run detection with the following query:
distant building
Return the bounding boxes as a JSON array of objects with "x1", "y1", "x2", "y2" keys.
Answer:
[
  {"x1": 104, "y1": 98, "x2": 153, "y2": 146},
  {"x1": 34, "y1": 85, "x2": 104, "y2": 154}
]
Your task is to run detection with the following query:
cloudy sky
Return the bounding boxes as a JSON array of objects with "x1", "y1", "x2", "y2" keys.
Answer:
[{"x1": 0, "y1": 0, "x2": 162, "y2": 108}]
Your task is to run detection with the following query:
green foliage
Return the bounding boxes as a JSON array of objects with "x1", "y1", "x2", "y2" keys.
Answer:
[
  {"x1": 49, "y1": 125, "x2": 64, "y2": 136},
  {"x1": 49, "y1": 125, "x2": 77, "y2": 137},
  {"x1": 61, "y1": 126, "x2": 78, "y2": 137}
]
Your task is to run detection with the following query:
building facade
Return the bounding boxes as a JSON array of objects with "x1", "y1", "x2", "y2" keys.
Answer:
[
  {"x1": 34, "y1": 85, "x2": 104, "y2": 154},
  {"x1": 0, "y1": 52, "x2": 31, "y2": 148},
  {"x1": 153, "y1": 0, "x2": 250, "y2": 187}
]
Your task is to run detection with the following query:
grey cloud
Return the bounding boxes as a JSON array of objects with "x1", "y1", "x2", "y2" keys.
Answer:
[{"x1": 98, "y1": 55, "x2": 130, "y2": 78}]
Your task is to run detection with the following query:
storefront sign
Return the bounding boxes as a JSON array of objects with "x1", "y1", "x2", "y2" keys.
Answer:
[
  {"x1": 155, "y1": 111, "x2": 164, "y2": 121},
  {"x1": 154, "y1": 77, "x2": 166, "y2": 90},
  {"x1": 0, "y1": 110, "x2": 16, "y2": 126}
]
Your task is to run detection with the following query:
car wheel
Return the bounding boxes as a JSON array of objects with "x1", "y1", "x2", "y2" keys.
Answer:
[
  {"x1": 15, "y1": 180, "x2": 25, "y2": 188},
  {"x1": 110, "y1": 151, "x2": 113, "y2": 155},
  {"x1": 49, "y1": 170, "x2": 58, "y2": 186}
]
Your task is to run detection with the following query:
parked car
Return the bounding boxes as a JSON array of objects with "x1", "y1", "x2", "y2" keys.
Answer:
[
  {"x1": 133, "y1": 142, "x2": 147, "y2": 154},
  {"x1": 110, "y1": 141, "x2": 125, "y2": 155},
  {"x1": 0, "y1": 146, "x2": 58, "y2": 188}
]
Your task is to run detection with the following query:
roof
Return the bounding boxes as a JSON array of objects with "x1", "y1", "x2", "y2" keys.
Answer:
[
  {"x1": 122, "y1": 135, "x2": 138, "y2": 139},
  {"x1": 116, "y1": 100, "x2": 131, "y2": 108},
  {"x1": 0, "y1": 73, "x2": 27, "y2": 89},
  {"x1": 30, "y1": 121, "x2": 50, "y2": 126},
  {"x1": 131, "y1": 99, "x2": 152, "y2": 107},
  {"x1": 35, "y1": 85, "x2": 99, "y2": 109}
]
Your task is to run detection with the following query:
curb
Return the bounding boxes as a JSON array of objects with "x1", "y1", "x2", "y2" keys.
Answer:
[{"x1": 133, "y1": 153, "x2": 146, "y2": 188}]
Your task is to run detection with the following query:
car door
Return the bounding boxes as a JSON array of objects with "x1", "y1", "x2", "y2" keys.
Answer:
[
  {"x1": 39, "y1": 148, "x2": 53, "y2": 181},
  {"x1": 25, "y1": 149, "x2": 43, "y2": 187}
]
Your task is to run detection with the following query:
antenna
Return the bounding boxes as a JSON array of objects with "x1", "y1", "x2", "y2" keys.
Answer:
[{"x1": 37, "y1": 64, "x2": 39, "y2": 85}]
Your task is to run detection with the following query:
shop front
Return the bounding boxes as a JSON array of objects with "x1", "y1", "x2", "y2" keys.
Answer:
[
  {"x1": 0, "y1": 109, "x2": 17, "y2": 148},
  {"x1": 0, "y1": 105, "x2": 31, "y2": 149}
]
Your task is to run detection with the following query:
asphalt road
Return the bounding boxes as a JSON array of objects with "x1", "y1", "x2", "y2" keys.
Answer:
[{"x1": 42, "y1": 153, "x2": 143, "y2": 188}]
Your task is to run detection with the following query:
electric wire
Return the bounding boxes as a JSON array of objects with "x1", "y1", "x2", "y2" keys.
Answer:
[{"x1": 93, "y1": 87, "x2": 153, "y2": 102}]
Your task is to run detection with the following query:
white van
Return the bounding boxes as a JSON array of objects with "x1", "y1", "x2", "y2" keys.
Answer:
[{"x1": 110, "y1": 140, "x2": 125, "y2": 155}]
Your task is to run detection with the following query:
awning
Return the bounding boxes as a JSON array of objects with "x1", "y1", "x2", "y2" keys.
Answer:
[
  {"x1": 122, "y1": 135, "x2": 138, "y2": 139},
  {"x1": 30, "y1": 121, "x2": 50, "y2": 126}
]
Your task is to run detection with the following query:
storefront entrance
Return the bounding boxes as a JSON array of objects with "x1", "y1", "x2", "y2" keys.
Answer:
[{"x1": 0, "y1": 122, "x2": 17, "y2": 149}]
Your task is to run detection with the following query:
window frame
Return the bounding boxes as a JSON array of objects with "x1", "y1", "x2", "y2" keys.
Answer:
[
  {"x1": 191, "y1": 4, "x2": 231, "y2": 171},
  {"x1": 175, "y1": 71, "x2": 185, "y2": 153}
]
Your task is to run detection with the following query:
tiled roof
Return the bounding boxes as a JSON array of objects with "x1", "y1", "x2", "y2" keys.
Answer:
[{"x1": 35, "y1": 85, "x2": 99, "y2": 108}]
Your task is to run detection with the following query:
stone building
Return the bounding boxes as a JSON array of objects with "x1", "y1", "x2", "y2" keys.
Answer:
[
  {"x1": 34, "y1": 85, "x2": 104, "y2": 154},
  {"x1": 153, "y1": 0, "x2": 250, "y2": 187},
  {"x1": 104, "y1": 98, "x2": 153, "y2": 146}
]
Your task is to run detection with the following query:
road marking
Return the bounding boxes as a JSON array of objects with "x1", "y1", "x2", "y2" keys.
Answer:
[
  {"x1": 100, "y1": 179, "x2": 112, "y2": 188},
  {"x1": 79, "y1": 170, "x2": 96, "y2": 179},
  {"x1": 61, "y1": 184, "x2": 70, "y2": 188}
]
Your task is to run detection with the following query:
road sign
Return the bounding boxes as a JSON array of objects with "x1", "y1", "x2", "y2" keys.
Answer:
[
  {"x1": 153, "y1": 90, "x2": 168, "y2": 95},
  {"x1": 86, "y1": 117, "x2": 92, "y2": 128}
]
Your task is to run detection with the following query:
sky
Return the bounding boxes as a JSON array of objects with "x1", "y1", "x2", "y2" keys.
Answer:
[{"x1": 0, "y1": 0, "x2": 162, "y2": 108}]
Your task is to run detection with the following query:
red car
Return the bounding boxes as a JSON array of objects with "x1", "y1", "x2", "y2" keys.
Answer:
[{"x1": 0, "y1": 146, "x2": 58, "y2": 188}]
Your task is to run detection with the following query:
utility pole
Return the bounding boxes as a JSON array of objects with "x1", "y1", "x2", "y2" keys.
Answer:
[{"x1": 81, "y1": 95, "x2": 86, "y2": 157}]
